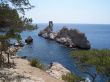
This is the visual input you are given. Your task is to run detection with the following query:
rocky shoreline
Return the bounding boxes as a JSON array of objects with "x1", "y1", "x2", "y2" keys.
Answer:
[
  {"x1": 38, "y1": 21, "x2": 91, "y2": 49},
  {"x1": 0, "y1": 44, "x2": 70, "y2": 82}
]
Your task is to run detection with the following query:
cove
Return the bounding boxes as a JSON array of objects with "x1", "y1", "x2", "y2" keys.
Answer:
[{"x1": 17, "y1": 24, "x2": 110, "y2": 82}]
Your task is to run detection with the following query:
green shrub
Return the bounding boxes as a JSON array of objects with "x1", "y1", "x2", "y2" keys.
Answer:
[
  {"x1": 30, "y1": 59, "x2": 44, "y2": 70},
  {"x1": 62, "y1": 73, "x2": 84, "y2": 82},
  {"x1": 70, "y1": 49, "x2": 110, "y2": 82}
]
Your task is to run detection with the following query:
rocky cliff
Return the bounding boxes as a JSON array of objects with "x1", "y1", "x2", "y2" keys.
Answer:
[{"x1": 38, "y1": 22, "x2": 91, "y2": 49}]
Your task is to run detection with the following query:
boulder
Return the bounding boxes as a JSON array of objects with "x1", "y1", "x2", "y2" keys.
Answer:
[
  {"x1": 46, "y1": 62, "x2": 70, "y2": 79},
  {"x1": 25, "y1": 36, "x2": 33, "y2": 44}
]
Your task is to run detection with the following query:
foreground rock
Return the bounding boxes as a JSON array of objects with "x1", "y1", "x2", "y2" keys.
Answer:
[
  {"x1": 0, "y1": 68, "x2": 40, "y2": 82},
  {"x1": 25, "y1": 36, "x2": 33, "y2": 44},
  {"x1": 38, "y1": 22, "x2": 91, "y2": 49},
  {"x1": 0, "y1": 56, "x2": 65, "y2": 82},
  {"x1": 46, "y1": 62, "x2": 71, "y2": 79}
]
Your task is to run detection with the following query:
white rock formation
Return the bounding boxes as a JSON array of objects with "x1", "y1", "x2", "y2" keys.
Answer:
[
  {"x1": 46, "y1": 62, "x2": 70, "y2": 79},
  {"x1": 49, "y1": 32, "x2": 57, "y2": 40}
]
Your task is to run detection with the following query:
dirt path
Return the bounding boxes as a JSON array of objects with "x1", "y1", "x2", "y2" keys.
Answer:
[{"x1": 13, "y1": 57, "x2": 65, "y2": 82}]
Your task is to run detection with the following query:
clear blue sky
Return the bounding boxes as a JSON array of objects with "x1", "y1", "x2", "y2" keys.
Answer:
[{"x1": 25, "y1": 0, "x2": 110, "y2": 24}]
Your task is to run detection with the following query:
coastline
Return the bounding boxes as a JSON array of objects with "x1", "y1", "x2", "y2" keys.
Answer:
[{"x1": 0, "y1": 46, "x2": 65, "y2": 82}]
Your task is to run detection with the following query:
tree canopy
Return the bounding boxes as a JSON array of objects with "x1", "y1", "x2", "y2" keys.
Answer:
[
  {"x1": 0, "y1": 0, "x2": 35, "y2": 41},
  {"x1": 0, "y1": 0, "x2": 34, "y2": 14},
  {"x1": 0, "y1": 0, "x2": 34, "y2": 67},
  {"x1": 0, "y1": 0, "x2": 34, "y2": 31}
]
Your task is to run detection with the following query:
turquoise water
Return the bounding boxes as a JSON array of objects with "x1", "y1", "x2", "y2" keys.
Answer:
[{"x1": 17, "y1": 24, "x2": 110, "y2": 82}]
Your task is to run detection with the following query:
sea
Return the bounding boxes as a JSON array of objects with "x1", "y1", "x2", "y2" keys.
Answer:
[{"x1": 12, "y1": 23, "x2": 110, "y2": 82}]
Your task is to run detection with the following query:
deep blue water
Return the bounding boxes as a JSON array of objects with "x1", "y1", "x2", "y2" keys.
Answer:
[{"x1": 16, "y1": 24, "x2": 110, "y2": 82}]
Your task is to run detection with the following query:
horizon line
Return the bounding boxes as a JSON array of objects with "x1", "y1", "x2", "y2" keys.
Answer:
[{"x1": 35, "y1": 22, "x2": 110, "y2": 25}]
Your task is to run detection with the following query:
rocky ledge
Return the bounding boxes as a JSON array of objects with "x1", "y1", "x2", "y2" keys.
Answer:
[
  {"x1": 46, "y1": 62, "x2": 70, "y2": 80},
  {"x1": 38, "y1": 22, "x2": 91, "y2": 49}
]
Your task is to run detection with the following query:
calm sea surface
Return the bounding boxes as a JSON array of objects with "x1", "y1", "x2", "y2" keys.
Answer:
[{"x1": 16, "y1": 24, "x2": 110, "y2": 82}]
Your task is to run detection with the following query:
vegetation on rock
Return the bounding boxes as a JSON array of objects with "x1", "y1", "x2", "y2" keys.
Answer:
[
  {"x1": 30, "y1": 59, "x2": 44, "y2": 70},
  {"x1": 62, "y1": 73, "x2": 84, "y2": 82}
]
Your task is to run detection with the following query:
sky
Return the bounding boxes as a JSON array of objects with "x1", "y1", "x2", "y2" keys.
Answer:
[{"x1": 25, "y1": 0, "x2": 110, "y2": 24}]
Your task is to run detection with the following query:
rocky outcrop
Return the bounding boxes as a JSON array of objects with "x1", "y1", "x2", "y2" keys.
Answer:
[
  {"x1": 56, "y1": 27, "x2": 91, "y2": 49},
  {"x1": 25, "y1": 36, "x2": 33, "y2": 44},
  {"x1": 38, "y1": 22, "x2": 91, "y2": 49},
  {"x1": 46, "y1": 62, "x2": 70, "y2": 79},
  {"x1": 38, "y1": 21, "x2": 54, "y2": 39}
]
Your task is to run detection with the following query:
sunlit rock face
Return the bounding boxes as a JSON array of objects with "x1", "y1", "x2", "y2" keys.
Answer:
[{"x1": 46, "y1": 62, "x2": 71, "y2": 79}]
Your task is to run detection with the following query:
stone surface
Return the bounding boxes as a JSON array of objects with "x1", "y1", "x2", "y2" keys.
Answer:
[
  {"x1": 38, "y1": 25, "x2": 91, "y2": 49},
  {"x1": 6, "y1": 46, "x2": 22, "y2": 56},
  {"x1": 49, "y1": 32, "x2": 57, "y2": 40},
  {"x1": 0, "y1": 57, "x2": 64, "y2": 82},
  {"x1": 0, "y1": 41, "x2": 64, "y2": 82},
  {"x1": 46, "y1": 62, "x2": 71, "y2": 79},
  {"x1": 56, "y1": 28, "x2": 91, "y2": 49},
  {"x1": 14, "y1": 42, "x2": 24, "y2": 47},
  {"x1": 0, "y1": 68, "x2": 45, "y2": 82},
  {"x1": 25, "y1": 36, "x2": 33, "y2": 44}
]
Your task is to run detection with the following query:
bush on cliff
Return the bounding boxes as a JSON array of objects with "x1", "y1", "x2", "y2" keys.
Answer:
[
  {"x1": 71, "y1": 49, "x2": 110, "y2": 82},
  {"x1": 30, "y1": 59, "x2": 44, "y2": 70},
  {"x1": 62, "y1": 73, "x2": 84, "y2": 82}
]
